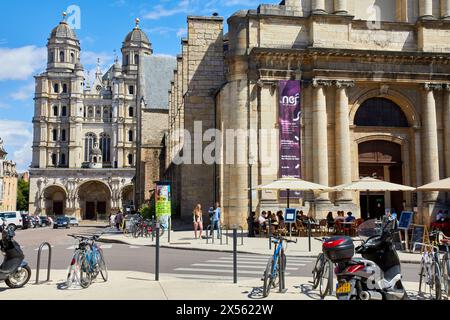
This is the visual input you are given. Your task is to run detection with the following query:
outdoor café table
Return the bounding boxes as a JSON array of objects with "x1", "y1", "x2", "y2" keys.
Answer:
[{"x1": 341, "y1": 221, "x2": 356, "y2": 236}]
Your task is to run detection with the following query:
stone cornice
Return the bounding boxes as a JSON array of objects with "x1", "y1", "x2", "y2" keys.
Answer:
[
  {"x1": 424, "y1": 83, "x2": 444, "y2": 91},
  {"x1": 335, "y1": 80, "x2": 355, "y2": 88},
  {"x1": 312, "y1": 79, "x2": 333, "y2": 87}
]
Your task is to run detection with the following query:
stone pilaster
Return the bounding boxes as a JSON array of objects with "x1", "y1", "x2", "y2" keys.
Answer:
[
  {"x1": 312, "y1": 0, "x2": 326, "y2": 14},
  {"x1": 334, "y1": 0, "x2": 348, "y2": 14},
  {"x1": 441, "y1": 0, "x2": 450, "y2": 19},
  {"x1": 444, "y1": 84, "x2": 450, "y2": 177},
  {"x1": 419, "y1": 0, "x2": 434, "y2": 19},
  {"x1": 312, "y1": 79, "x2": 332, "y2": 201},
  {"x1": 421, "y1": 83, "x2": 441, "y2": 204},
  {"x1": 334, "y1": 80, "x2": 354, "y2": 202}
]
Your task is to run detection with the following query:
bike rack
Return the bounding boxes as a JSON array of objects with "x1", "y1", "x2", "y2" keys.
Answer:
[
  {"x1": 221, "y1": 225, "x2": 228, "y2": 245},
  {"x1": 206, "y1": 224, "x2": 213, "y2": 244},
  {"x1": 35, "y1": 242, "x2": 52, "y2": 284},
  {"x1": 238, "y1": 225, "x2": 244, "y2": 246}
]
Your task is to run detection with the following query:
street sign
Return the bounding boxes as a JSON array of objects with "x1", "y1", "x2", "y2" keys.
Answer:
[{"x1": 284, "y1": 208, "x2": 296, "y2": 223}]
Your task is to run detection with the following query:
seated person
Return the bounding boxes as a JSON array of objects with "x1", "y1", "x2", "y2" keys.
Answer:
[
  {"x1": 436, "y1": 210, "x2": 446, "y2": 223},
  {"x1": 335, "y1": 211, "x2": 345, "y2": 222},
  {"x1": 258, "y1": 211, "x2": 267, "y2": 230},
  {"x1": 345, "y1": 212, "x2": 356, "y2": 223},
  {"x1": 326, "y1": 211, "x2": 335, "y2": 228}
]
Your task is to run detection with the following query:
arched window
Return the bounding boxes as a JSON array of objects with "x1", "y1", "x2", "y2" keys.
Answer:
[
  {"x1": 49, "y1": 51, "x2": 54, "y2": 63},
  {"x1": 128, "y1": 106, "x2": 134, "y2": 117},
  {"x1": 126, "y1": 54, "x2": 129, "y2": 66},
  {"x1": 355, "y1": 98, "x2": 409, "y2": 127},
  {"x1": 53, "y1": 83, "x2": 59, "y2": 93},
  {"x1": 61, "y1": 129, "x2": 66, "y2": 142},
  {"x1": 70, "y1": 52, "x2": 75, "y2": 63},
  {"x1": 62, "y1": 84, "x2": 68, "y2": 93},
  {"x1": 128, "y1": 85, "x2": 134, "y2": 95},
  {"x1": 84, "y1": 133, "x2": 97, "y2": 162},
  {"x1": 128, "y1": 154, "x2": 133, "y2": 165},
  {"x1": 52, "y1": 129, "x2": 57, "y2": 141},
  {"x1": 62, "y1": 106, "x2": 67, "y2": 117},
  {"x1": 53, "y1": 105, "x2": 58, "y2": 117},
  {"x1": 51, "y1": 153, "x2": 57, "y2": 166},
  {"x1": 100, "y1": 133, "x2": 111, "y2": 163},
  {"x1": 103, "y1": 107, "x2": 110, "y2": 123},
  {"x1": 128, "y1": 130, "x2": 133, "y2": 142},
  {"x1": 134, "y1": 54, "x2": 139, "y2": 65},
  {"x1": 60, "y1": 51, "x2": 65, "y2": 62},
  {"x1": 87, "y1": 106, "x2": 94, "y2": 119},
  {"x1": 61, "y1": 153, "x2": 66, "y2": 166}
]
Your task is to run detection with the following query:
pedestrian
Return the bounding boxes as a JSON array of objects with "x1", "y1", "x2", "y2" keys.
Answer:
[
  {"x1": 193, "y1": 204, "x2": 204, "y2": 239},
  {"x1": 210, "y1": 202, "x2": 221, "y2": 239},
  {"x1": 115, "y1": 211, "x2": 123, "y2": 231},
  {"x1": 110, "y1": 212, "x2": 116, "y2": 227}
]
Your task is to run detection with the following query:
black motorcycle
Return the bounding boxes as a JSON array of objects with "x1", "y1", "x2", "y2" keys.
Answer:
[
  {"x1": 0, "y1": 218, "x2": 31, "y2": 288},
  {"x1": 323, "y1": 219, "x2": 408, "y2": 300}
]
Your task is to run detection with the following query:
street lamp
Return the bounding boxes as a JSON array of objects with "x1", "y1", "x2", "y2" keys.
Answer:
[{"x1": 248, "y1": 154, "x2": 255, "y2": 237}]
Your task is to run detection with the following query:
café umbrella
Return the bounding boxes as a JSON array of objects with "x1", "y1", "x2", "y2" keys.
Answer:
[
  {"x1": 252, "y1": 177, "x2": 333, "y2": 208},
  {"x1": 333, "y1": 177, "x2": 415, "y2": 219},
  {"x1": 417, "y1": 177, "x2": 450, "y2": 191}
]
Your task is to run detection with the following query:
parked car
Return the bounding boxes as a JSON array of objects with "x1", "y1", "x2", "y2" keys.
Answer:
[
  {"x1": 53, "y1": 216, "x2": 70, "y2": 229},
  {"x1": 69, "y1": 217, "x2": 79, "y2": 227},
  {"x1": 0, "y1": 212, "x2": 23, "y2": 230},
  {"x1": 39, "y1": 216, "x2": 52, "y2": 227},
  {"x1": 20, "y1": 214, "x2": 32, "y2": 229}
]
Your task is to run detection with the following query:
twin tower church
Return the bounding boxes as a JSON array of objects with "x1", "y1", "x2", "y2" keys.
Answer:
[{"x1": 30, "y1": 0, "x2": 450, "y2": 228}]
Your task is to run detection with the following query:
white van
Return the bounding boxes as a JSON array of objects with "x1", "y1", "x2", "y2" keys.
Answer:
[{"x1": 0, "y1": 211, "x2": 23, "y2": 230}]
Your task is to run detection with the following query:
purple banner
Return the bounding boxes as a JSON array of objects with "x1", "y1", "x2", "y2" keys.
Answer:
[{"x1": 279, "y1": 80, "x2": 301, "y2": 198}]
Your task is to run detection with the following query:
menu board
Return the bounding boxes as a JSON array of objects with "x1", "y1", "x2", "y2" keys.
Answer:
[
  {"x1": 398, "y1": 211, "x2": 414, "y2": 230},
  {"x1": 411, "y1": 225, "x2": 426, "y2": 249}
]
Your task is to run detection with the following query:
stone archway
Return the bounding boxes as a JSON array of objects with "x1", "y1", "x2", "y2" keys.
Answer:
[
  {"x1": 78, "y1": 181, "x2": 111, "y2": 220},
  {"x1": 121, "y1": 185, "x2": 134, "y2": 212},
  {"x1": 43, "y1": 185, "x2": 67, "y2": 216}
]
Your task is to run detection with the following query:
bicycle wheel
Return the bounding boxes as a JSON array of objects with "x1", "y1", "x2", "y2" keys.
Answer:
[
  {"x1": 97, "y1": 248, "x2": 108, "y2": 282},
  {"x1": 433, "y1": 261, "x2": 442, "y2": 300},
  {"x1": 262, "y1": 257, "x2": 274, "y2": 298},
  {"x1": 441, "y1": 256, "x2": 449, "y2": 299},
  {"x1": 319, "y1": 259, "x2": 333, "y2": 299},
  {"x1": 78, "y1": 253, "x2": 92, "y2": 289},
  {"x1": 418, "y1": 261, "x2": 426, "y2": 297},
  {"x1": 312, "y1": 253, "x2": 325, "y2": 289}
]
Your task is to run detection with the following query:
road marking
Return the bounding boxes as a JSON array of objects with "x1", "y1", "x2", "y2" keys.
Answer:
[
  {"x1": 129, "y1": 246, "x2": 141, "y2": 249},
  {"x1": 191, "y1": 263, "x2": 298, "y2": 270},
  {"x1": 34, "y1": 246, "x2": 54, "y2": 251},
  {"x1": 99, "y1": 244, "x2": 112, "y2": 249},
  {"x1": 174, "y1": 268, "x2": 291, "y2": 275},
  {"x1": 205, "y1": 260, "x2": 306, "y2": 267},
  {"x1": 217, "y1": 257, "x2": 313, "y2": 263},
  {"x1": 168, "y1": 273, "x2": 255, "y2": 281}
]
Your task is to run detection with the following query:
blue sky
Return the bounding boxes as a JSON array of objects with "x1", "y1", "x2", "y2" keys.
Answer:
[{"x1": 0, "y1": 0, "x2": 276, "y2": 171}]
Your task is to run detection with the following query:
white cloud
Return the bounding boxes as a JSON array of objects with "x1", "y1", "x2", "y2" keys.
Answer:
[
  {"x1": 0, "y1": 46, "x2": 46, "y2": 81},
  {"x1": 10, "y1": 82, "x2": 35, "y2": 101},
  {"x1": 145, "y1": 26, "x2": 177, "y2": 36},
  {"x1": 143, "y1": 0, "x2": 190, "y2": 20},
  {"x1": 0, "y1": 120, "x2": 33, "y2": 171},
  {"x1": 176, "y1": 27, "x2": 187, "y2": 38}
]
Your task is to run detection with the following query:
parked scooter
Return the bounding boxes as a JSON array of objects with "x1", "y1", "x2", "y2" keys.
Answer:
[
  {"x1": 322, "y1": 219, "x2": 408, "y2": 300},
  {"x1": 0, "y1": 218, "x2": 31, "y2": 288}
]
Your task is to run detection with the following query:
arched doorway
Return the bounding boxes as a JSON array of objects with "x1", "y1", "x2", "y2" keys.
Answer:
[
  {"x1": 43, "y1": 186, "x2": 67, "y2": 216},
  {"x1": 78, "y1": 181, "x2": 111, "y2": 220},
  {"x1": 355, "y1": 97, "x2": 409, "y2": 220},
  {"x1": 121, "y1": 185, "x2": 134, "y2": 212}
]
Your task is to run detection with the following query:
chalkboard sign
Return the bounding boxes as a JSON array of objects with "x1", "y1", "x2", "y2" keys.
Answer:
[
  {"x1": 411, "y1": 225, "x2": 425, "y2": 248},
  {"x1": 398, "y1": 211, "x2": 414, "y2": 230}
]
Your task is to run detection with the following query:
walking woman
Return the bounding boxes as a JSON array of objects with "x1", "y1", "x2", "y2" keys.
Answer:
[{"x1": 193, "y1": 204, "x2": 204, "y2": 239}]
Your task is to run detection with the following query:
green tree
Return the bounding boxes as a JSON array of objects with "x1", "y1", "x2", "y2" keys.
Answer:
[{"x1": 16, "y1": 179, "x2": 29, "y2": 211}]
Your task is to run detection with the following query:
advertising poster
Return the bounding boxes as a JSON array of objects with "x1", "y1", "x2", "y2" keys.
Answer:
[
  {"x1": 155, "y1": 182, "x2": 172, "y2": 219},
  {"x1": 279, "y1": 80, "x2": 302, "y2": 198}
]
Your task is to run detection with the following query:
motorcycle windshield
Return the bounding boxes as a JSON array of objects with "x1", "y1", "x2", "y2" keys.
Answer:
[{"x1": 357, "y1": 219, "x2": 382, "y2": 240}]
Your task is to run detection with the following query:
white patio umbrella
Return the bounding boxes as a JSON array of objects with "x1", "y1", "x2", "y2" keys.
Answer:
[
  {"x1": 333, "y1": 177, "x2": 415, "y2": 218},
  {"x1": 417, "y1": 177, "x2": 450, "y2": 191},
  {"x1": 252, "y1": 177, "x2": 333, "y2": 208}
]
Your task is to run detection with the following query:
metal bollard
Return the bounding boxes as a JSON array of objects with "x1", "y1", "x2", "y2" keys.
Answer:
[
  {"x1": 168, "y1": 216, "x2": 171, "y2": 243},
  {"x1": 308, "y1": 220, "x2": 312, "y2": 252},
  {"x1": 36, "y1": 242, "x2": 52, "y2": 284},
  {"x1": 239, "y1": 226, "x2": 244, "y2": 246},
  {"x1": 155, "y1": 223, "x2": 160, "y2": 281},
  {"x1": 269, "y1": 219, "x2": 272, "y2": 250},
  {"x1": 206, "y1": 225, "x2": 212, "y2": 244},
  {"x1": 152, "y1": 217, "x2": 155, "y2": 241},
  {"x1": 233, "y1": 228, "x2": 237, "y2": 284}
]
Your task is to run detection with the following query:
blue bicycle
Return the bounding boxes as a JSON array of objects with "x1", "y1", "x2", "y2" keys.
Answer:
[{"x1": 262, "y1": 235, "x2": 297, "y2": 297}]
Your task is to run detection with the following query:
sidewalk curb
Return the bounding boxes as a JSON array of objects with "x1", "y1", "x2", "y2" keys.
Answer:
[{"x1": 98, "y1": 237, "x2": 422, "y2": 264}]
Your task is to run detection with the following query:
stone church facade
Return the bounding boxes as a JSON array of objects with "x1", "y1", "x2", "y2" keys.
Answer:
[
  {"x1": 29, "y1": 16, "x2": 151, "y2": 219},
  {"x1": 166, "y1": 0, "x2": 450, "y2": 227}
]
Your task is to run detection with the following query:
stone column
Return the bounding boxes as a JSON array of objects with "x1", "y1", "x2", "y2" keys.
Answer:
[
  {"x1": 419, "y1": 0, "x2": 433, "y2": 19},
  {"x1": 312, "y1": 0, "x2": 326, "y2": 14},
  {"x1": 443, "y1": 84, "x2": 450, "y2": 177},
  {"x1": 334, "y1": 0, "x2": 348, "y2": 14},
  {"x1": 312, "y1": 79, "x2": 332, "y2": 200},
  {"x1": 335, "y1": 80, "x2": 354, "y2": 202},
  {"x1": 422, "y1": 83, "x2": 441, "y2": 202},
  {"x1": 441, "y1": 0, "x2": 450, "y2": 19}
]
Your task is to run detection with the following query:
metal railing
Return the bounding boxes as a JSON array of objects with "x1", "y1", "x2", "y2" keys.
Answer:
[{"x1": 35, "y1": 242, "x2": 52, "y2": 284}]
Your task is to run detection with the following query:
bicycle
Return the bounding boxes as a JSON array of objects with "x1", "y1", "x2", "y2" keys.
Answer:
[
  {"x1": 132, "y1": 218, "x2": 164, "y2": 238},
  {"x1": 262, "y1": 235, "x2": 297, "y2": 298},
  {"x1": 415, "y1": 241, "x2": 442, "y2": 300},
  {"x1": 311, "y1": 237, "x2": 334, "y2": 299},
  {"x1": 66, "y1": 234, "x2": 108, "y2": 288},
  {"x1": 430, "y1": 230, "x2": 450, "y2": 299}
]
